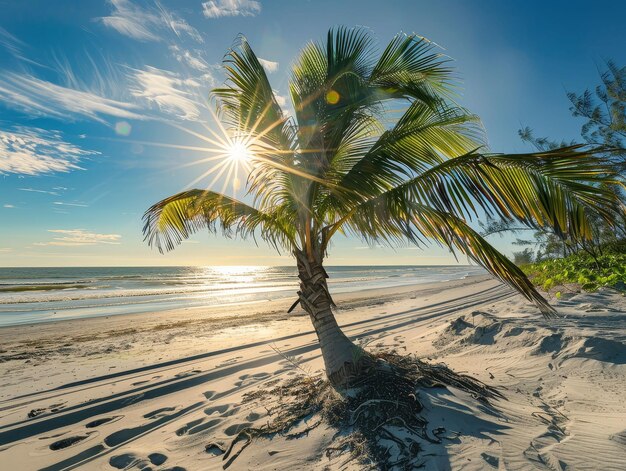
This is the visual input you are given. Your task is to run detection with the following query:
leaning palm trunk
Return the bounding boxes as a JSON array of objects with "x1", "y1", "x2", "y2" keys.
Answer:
[
  {"x1": 143, "y1": 27, "x2": 624, "y2": 387},
  {"x1": 294, "y1": 250, "x2": 368, "y2": 386}
]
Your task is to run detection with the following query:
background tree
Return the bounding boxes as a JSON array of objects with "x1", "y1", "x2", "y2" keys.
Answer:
[
  {"x1": 512, "y1": 248, "x2": 534, "y2": 265},
  {"x1": 568, "y1": 61, "x2": 626, "y2": 170},
  {"x1": 521, "y1": 61, "x2": 625, "y2": 161},
  {"x1": 144, "y1": 28, "x2": 622, "y2": 387},
  {"x1": 490, "y1": 61, "x2": 626, "y2": 262}
]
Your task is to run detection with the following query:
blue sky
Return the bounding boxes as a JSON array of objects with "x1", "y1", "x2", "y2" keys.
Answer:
[{"x1": 1, "y1": 0, "x2": 624, "y2": 267}]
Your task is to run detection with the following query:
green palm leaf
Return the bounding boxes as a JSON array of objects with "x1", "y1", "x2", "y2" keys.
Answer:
[
  {"x1": 338, "y1": 198, "x2": 556, "y2": 315},
  {"x1": 360, "y1": 146, "x2": 622, "y2": 240},
  {"x1": 143, "y1": 190, "x2": 296, "y2": 253}
]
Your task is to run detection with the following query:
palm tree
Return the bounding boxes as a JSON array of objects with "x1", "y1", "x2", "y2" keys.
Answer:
[{"x1": 143, "y1": 27, "x2": 622, "y2": 387}]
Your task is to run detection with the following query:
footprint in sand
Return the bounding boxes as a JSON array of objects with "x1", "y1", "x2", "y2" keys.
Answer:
[
  {"x1": 224, "y1": 422, "x2": 253, "y2": 436},
  {"x1": 204, "y1": 404, "x2": 230, "y2": 416},
  {"x1": 109, "y1": 453, "x2": 138, "y2": 469},
  {"x1": 110, "y1": 452, "x2": 175, "y2": 469},
  {"x1": 49, "y1": 434, "x2": 90, "y2": 451},
  {"x1": 533, "y1": 333, "x2": 567, "y2": 358},
  {"x1": 236, "y1": 372, "x2": 271, "y2": 387},
  {"x1": 176, "y1": 419, "x2": 204, "y2": 436},
  {"x1": 176, "y1": 418, "x2": 222, "y2": 436},
  {"x1": 609, "y1": 429, "x2": 626, "y2": 446},
  {"x1": 480, "y1": 452, "x2": 499, "y2": 468},
  {"x1": 144, "y1": 407, "x2": 177, "y2": 419},
  {"x1": 148, "y1": 452, "x2": 168, "y2": 465},
  {"x1": 574, "y1": 337, "x2": 626, "y2": 364},
  {"x1": 187, "y1": 419, "x2": 222, "y2": 435},
  {"x1": 203, "y1": 390, "x2": 216, "y2": 399},
  {"x1": 85, "y1": 416, "x2": 121, "y2": 428},
  {"x1": 205, "y1": 443, "x2": 226, "y2": 456},
  {"x1": 246, "y1": 412, "x2": 262, "y2": 421}
]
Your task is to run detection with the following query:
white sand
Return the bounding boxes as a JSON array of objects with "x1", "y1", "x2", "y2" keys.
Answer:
[{"x1": 0, "y1": 275, "x2": 624, "y2": 470}]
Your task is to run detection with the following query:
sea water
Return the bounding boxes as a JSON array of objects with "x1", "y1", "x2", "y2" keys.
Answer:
[{"x1": 0, "y1": 265, "x2": 485, "y2": 326}]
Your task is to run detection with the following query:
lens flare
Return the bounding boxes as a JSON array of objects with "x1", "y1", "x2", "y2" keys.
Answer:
[
  {"x1": 228, "y1": 141, "x2": 252, "y2": 163},
  {"x1": 326, "y1": 90, "x2": 340, "y2": 105},
  {"x1": 111, "y1": 93, "x2": 302, "y2": 198},
  {"x1": 115, "y1": 121, "x2": 132, "y2": 136}
]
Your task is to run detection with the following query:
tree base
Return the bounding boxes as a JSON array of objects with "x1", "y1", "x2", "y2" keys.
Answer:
[
  {"x1": 326, "y1": 346, "x2": 376, "y2": 389},
  {"x1": 220, "y1": 350, "x2": 504, "y2": 469}
]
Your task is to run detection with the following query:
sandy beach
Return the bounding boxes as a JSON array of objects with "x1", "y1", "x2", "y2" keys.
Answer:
[{"x1": 0, "y1": 275, "x2": 624, "y2": 470}]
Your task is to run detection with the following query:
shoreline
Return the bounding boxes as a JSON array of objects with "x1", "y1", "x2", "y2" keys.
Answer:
[
  {"x1": 0, "y1": 274, "x2": 491, "y2": 334},
  {"x1": 0, "y1": 266, "x2": 486, "y2": 328}
]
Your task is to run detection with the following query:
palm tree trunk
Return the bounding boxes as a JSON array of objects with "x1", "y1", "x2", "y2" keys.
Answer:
[{"x1": 294, "y1": 250, "x2": 369, "y2": 387}]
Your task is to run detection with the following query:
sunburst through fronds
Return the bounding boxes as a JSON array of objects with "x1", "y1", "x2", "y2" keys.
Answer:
[
  {"x1": 124, "y1": 107, "x2": 273, "y2": 197},
  {"x1": 144, "y1": 27, "x2": 625, "y2": 321}
]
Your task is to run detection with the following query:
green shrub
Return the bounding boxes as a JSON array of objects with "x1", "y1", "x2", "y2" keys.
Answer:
[{"x1": 522, "y1": 253, "x2": 626, "y2": 293}]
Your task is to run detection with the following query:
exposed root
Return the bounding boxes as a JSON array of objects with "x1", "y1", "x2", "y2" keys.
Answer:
[{"x1": 219, "y1": 350, "x2": 503, "y2": 469}]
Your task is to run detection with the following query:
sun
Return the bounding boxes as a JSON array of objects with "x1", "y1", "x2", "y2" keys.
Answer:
[
  {"x1": 126, "y1": 106, "x2": 263, "y2": 196},
  {"x1": 228, "y1": 140, "x2": 252, "y2": 163}
]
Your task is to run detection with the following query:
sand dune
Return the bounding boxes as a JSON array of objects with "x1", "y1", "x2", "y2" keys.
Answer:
[{"x1": 0, "y1": 276, "x2": 624, "y2": 470}]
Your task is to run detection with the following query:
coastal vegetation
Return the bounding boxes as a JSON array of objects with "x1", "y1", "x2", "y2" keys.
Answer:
[{"x1": 522, "y1": 243, "x2": 626, "y2": 294}]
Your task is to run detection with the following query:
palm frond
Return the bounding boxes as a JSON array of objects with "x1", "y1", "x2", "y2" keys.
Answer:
[
  {"x1": 319, "y1": 102, "x2": 483, "y2": 214},
  {"x1": 340, "y1": 198, "x2": 556, "y2": 315},
  {"x1": 372, "y1": 146, "x2": 624, "y2": 240},
  {"x1": 142, "y1": 190, "x2": 296, "y2": 253},
  {"x1": 369, "y1": 33, "x2": 455, "y2": 104},
  {"x1": 212, "y1": 36, "x2": 291, "y2": 150}
]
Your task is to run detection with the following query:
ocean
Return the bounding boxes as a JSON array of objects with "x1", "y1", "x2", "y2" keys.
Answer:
[{"x1": 0, "y1": 265, "x2": 485, "y2": 327}]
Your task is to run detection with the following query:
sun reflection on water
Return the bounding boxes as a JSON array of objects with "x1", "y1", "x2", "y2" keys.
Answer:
[{"x1": 205, "y1": 265, "x2": 267, "y2": 284}]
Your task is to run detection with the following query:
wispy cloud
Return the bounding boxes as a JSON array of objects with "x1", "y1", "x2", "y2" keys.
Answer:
[
  {"x1": 0, "y1": 248, "x2": 12, "y2": 253},
  {"x1": 274, "y1": 91, "x2": 287, "y2": 108},
  {"x1": 18, "y1": 188, "x2": 60, "y2": 196},
  {"x1": 53, "y1": 202, "x2": 89, "y2": 208},
  {"x1": 0, "y1": 27, "x2": 25, "y2": 58},
  {"x1": 156, "y1": 2, "x2": 204, "y2": 43},
  {"x1": 0, "y1": 127, "x2": 97, "y2": 176},
  {"x1": 0, "y1": 72, "x2": 143, "y2": 122},
  {"x1": 35, "y1": 229, "x2": 121, "y2": 247},
  {"x1": 258, "y1": 58, "x2": 278, "y2": 73},
  {"x1": 3, "y1": 204, "x2": 15, "y2": 208},
  {"x1": 202, "y1": 0, "x2": 261, "y2": 18},
  {"x1": 101, "y1": 0, "x2": 203, "y2": 43},
  {"x1": 169, "y1": 45, "x2": 213, "y2": 74},
  {"x1": 101, "y1": 0, "x2": 160, "y2": 41},
  {"x1": 0, "y1": 26, "x2": 45, "y2": 67},
  {"x1": 130, "y1": 66, "x2": 202, "y2": 120}
]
